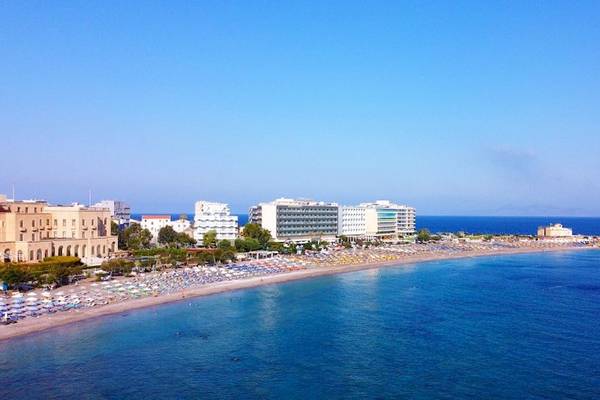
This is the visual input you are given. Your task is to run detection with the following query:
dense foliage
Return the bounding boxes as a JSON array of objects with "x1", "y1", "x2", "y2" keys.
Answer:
[
  {"x1": 0, "y1": 256, "x2": 83, "y2": 289},
  {"x1": 122, "y1": 224, "x2": 153, "y2": 250},
  {"x1": 157, "y1": 226, "x2": 196, "y2": 247},
  {"x1": 101, "y1": 258, "x2": 134, "y2": 276}
]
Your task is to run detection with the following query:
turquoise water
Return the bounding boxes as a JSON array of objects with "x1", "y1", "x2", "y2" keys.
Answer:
[{"x1": 1, "y1": 250, "x2": 599, "y2": 399}]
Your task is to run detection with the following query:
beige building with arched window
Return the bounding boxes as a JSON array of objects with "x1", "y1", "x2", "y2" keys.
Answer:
[{"x1": 0, "y1": 195, "x2": 118, "y2": 264}]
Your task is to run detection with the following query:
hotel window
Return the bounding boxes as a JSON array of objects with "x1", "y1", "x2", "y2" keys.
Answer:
[
  {"x1": 72, "y1": 219, "x2": 76, "y2": 226},
  {"x1": 82, "y1": 219, "x2": 86, "y2": 226},
  {"x1": 54, "y1": 219, "x2": 57, "y2": 226},
  {"x1": 92, "y1": 219, "x2": 95, "y2": 226},
  {"x1": 72, "y1": 232, "x2": 75, "y2": 238},
  {"x1": 46, "y1": 219, "x2": 50, "y2": 225},
  {"x1": 25, "y1": 207, "x2": 28, "y2": 213},
  {"x1": 82, "y1": 232, "x2": 86, "y2": 238},
  {"x1": 19, "y1": 234, "x2": 23, "y2": 241},
  {"x1": 19, "y1": 220, "x2": 23, "y2": 228},
  {"x1": 17, "y1": 207, "x2": 21, "y2": 212},
  {"x1": 62, "y1": 219, "x2": 66, "y2": 227},
  {"x1": 34, "y1": 207, "x2": 37, "y2": 213},
  {"x1": 32, "y1": 220, "x2": 35, "y2": 227},
  {"x1": 31, "y1": 233, "x2": 35, "y2": 241}
]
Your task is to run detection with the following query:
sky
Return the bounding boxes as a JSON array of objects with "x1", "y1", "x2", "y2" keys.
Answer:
[{"x1": 1, "y1": 1, "x2": 599, "y2": 215}]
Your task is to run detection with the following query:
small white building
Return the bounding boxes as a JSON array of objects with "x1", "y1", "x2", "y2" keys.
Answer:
[
  {"x1": 141, "y1": 215, "x2": 171, "y2": 243},
  {"x1": 169, "y1": 218, "x2": 191, "y2": 233},
  {"x1": 194, "y1": 201, "x2": 238, "y2": 242}
]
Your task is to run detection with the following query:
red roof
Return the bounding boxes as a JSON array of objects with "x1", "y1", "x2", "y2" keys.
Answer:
[{"x1": 141, "y1": 215, "x2": 171, "y2": 220}]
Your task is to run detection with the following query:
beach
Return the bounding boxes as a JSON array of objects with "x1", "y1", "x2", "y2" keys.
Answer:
[{"x1": 1, "y1": 244, "x2": 595, "y2": 342}]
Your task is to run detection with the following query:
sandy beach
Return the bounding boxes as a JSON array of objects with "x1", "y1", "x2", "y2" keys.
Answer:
[{"x1": 0, "y1": 245, "x2": 595, "y2": 342}]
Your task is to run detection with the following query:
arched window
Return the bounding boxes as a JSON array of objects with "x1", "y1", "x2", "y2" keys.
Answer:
[
  {"x1": 29, "y1": 250, "x2": 34, "y2": 261},
  {"x1": 111, "y1": 242, "x2": 116, "y2": 252},
  {"x1": 3, "y1": 249, "x2": 11, "y2": 262},
  {"x1": 102, "y1": 245, "x2": 106, "y2": 254},
  {"x1": 90, "y1": 246, "x2": 95, "y2": 256},
  {"x1": 96, "y1": 245, "x2": 101, "y2": 256},
  {"x1": 66, "y1": 245, "x2": 72, "y2": 257},
  {"x1": 17, "y1": 250, "x2": 23, "y2": 262},
  {"x1": 58, "y1": 246, "x2": 63, "y2": 256},
  {"x1": 74, "y1": 245, "x2": 79, "y2": 257},
  {"x1": 44, "y1": 249, "x2": 48, "y2": 259},
  {"x1": 36, "y1": 249, "x2": 42, "y2": 260},
  {"x1": 82, "y1": 245, "x2": 87, "y2": 257}
]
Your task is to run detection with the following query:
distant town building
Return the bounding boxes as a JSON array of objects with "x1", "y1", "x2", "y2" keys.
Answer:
[
  {"x1": 93, "y1": 200, "x2": 131, "y2": 226},
  {"x1": 194, "y1": 201, "x2": 238, "y2": 242},
  {"x1": 0, "y1": 194, "x2": 117, "y2": 264},
  {"x1": 141, "y1": 215, "x2": 171, "y2": 243},
  {"x1": 338, "y1": 200, "x2": 416, "y2": 240},
  {"x1": 537, "y1": 223, "x2": 573, "y2": 238},
  {"x1": 168, "y1": 217, "x2": 194, "y2": 238},
  {"x1": 249, "y1": 198, "x2": 339, "y2": 243}
]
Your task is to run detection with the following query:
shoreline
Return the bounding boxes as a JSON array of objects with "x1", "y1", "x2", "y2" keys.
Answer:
[{"x1": 0, "y1": 246, "x2": 595, "y2": 342}]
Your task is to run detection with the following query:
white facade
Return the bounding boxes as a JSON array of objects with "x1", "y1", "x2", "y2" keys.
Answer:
[
  {"x1": 194, "y1": 201, "x2": 238, "y2": 242},
  {"x1": 249, "y1": 198, "x2": 339, "y2": 243},
  {"x1": 338, "y1": 200, "x2": 416, "y2": 239},
  {"x1": 338, "y1": 206, "x2": 367, "y2": 237},
  {"x1": 141, "y1": 215, "x2": 171, "y2": 243},
  {"x1": 169, "y1": 218, "x2": 191, "y2": 233},
  {"x1": 93, "y1": 200, "x2": 131, "y2": 226}
]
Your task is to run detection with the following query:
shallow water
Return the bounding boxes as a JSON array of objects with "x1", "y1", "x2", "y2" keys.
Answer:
[{"x1": 1, "y1": 250, "x2": 599, "y2": 399}]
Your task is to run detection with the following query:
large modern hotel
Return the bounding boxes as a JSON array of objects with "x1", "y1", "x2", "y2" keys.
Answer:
[
  {"x1": 249, "y1": 198, "x2": 340, "y2": 243},
  {"x1": 338, "y1": 200, "x2": 416, "y2": 240},
  {"x1": 0, "y1": 194, "x2": 118, "y2": 263},
  {"x1": 249, "y1": 198, "x2": 415, "y2": 243}
]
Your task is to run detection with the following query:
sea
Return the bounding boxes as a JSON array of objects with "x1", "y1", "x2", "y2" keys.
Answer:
[
  {"x1": 132, "y1": 214, "x2": 600, "y2": 236},
  {"x1": 1, "y1": 250, "x2": 599, "y2": 399}
]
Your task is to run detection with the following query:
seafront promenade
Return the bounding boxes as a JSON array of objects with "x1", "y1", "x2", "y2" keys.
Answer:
[{"x1": 1, "y1": 238, "x2": 596, "y2": 341}]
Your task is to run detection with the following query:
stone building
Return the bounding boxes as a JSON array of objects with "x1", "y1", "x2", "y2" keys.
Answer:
[{"x1": 0, "y1": 194, "x2": 117, "y2": 263}]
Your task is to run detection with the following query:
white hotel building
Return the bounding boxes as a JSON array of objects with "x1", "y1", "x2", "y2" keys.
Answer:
[
  {"x1": 140, "y1": 215, "x2": 171, "y2": 243},
  {"x1": 194, "y1": 201, "x2": 238, "y2": 242},
  {"x1": 249, "y1": 198, "x2": 339, "y2": 243},
  {"x1": 338, "y1": 200, "x2": 416, "y2": 240}
]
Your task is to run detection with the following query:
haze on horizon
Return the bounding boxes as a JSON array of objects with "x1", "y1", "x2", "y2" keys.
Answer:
[{"x1": 1, "y1": 2, "x2": 599, "y2": 216}]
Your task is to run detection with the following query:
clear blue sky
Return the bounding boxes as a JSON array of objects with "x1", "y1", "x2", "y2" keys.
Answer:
[{"x1": 1, "y1": 1, "x2": 599, "y2": 215}]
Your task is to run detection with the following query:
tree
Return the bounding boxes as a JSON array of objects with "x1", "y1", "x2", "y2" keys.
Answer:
[
  {"x1": 0, "y1": 264, "x2": 32, "y2": 288},
  {"x1": 111, "y1": 221, "x2": 119, "y2": 236},
  {"x1": 416, "y1": 229, "x2": 432, "y2": 243},
  {"x1": 176, "y1": 232, "x2": 196, "y2": 247},
  {"x1": 218, "y1": 239, "x2": 232, "y2": 250},
  {"x1": 158, "y1": 226, "x2": 179, "y2": 246},
  {"x1": 101, "y1": 258, "x2": 134, "y2": 276},
  {"x1": 123, "y1": 224, "x2": 152, "y2": 250},
  {"x1": 203, "y1": 230, "x2": 217, "y2": 248},
  {"x1": 241, "y1": 223, "x2": 272, "y2": 248},
  {"x1": 234, "y1": 237, "x2": 261, "y2": 252}
]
